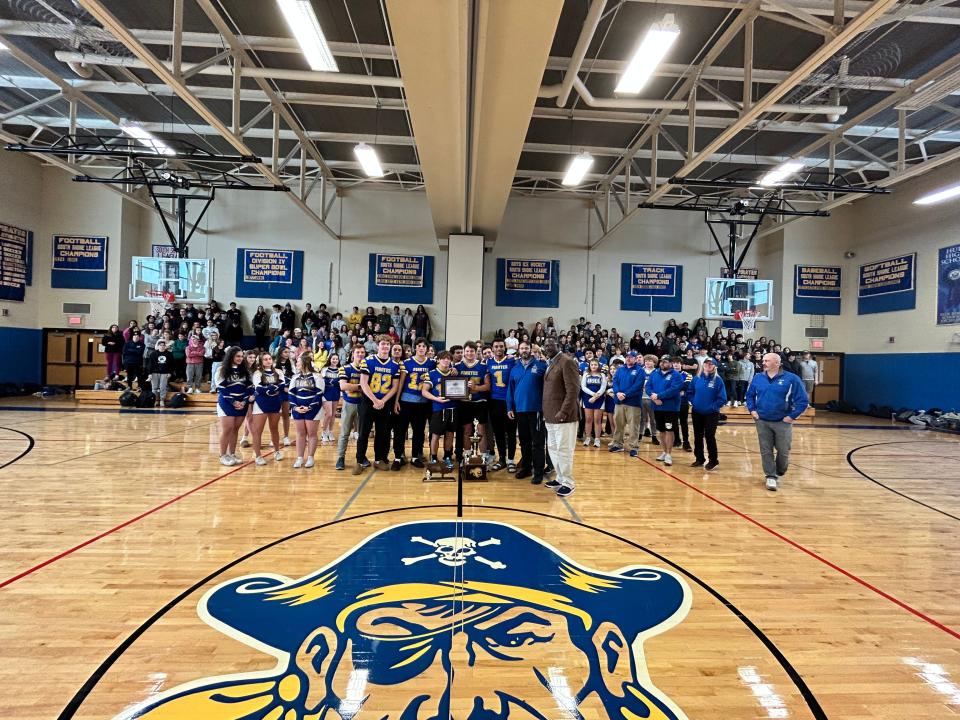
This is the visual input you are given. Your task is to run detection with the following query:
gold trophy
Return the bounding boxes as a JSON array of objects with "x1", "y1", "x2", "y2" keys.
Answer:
[{"x1": 463, "y1": 420, "x2": 488, "y2": 481}]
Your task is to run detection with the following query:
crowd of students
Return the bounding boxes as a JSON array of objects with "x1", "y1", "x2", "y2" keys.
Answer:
[{"x1": 101, "y1": 302, "x2": 816, "y2": 488}]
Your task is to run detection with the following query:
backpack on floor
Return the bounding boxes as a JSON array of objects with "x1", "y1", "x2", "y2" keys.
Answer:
[
  {"x1": 895, "y1": 409, "x2": 917, "y2": 423},
  {"x1": 118, "y1": 390, "x2": 139, "y2": 407},
  {"x1": 136, "y1": 389, "x2": 156, "y2": 408},
  {"x1": 167, "y1": 392, "x2": 187, "y2": 408}
]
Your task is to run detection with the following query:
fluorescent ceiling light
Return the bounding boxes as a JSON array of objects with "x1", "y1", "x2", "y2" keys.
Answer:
[
  {"x1": 354, "y1": 142, "x2": 384, "y2": 177},
  {"x1": 562, "y1": 151, "x2": 594, "y2": 186},
  {"x1": 914, "y1": 182, "x2": 960, "y2": 205},
  {"x1": 615, "y1": 14, "x2": 680, "y2": 94},
  {"x1": 276, "y1": 0, "x2": 338, "y2": 72},
  {"x1": 759, "y1": 160, "x2": 803, "y2": 186},
  {"x1": 118, "y1": 119, "x2": 176, "y2": 156}
]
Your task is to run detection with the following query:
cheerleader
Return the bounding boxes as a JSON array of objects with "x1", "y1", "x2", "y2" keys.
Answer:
[
  {"x1": 250, "y1": 352, "x2": 286, "y2": 466},
  {"x1": 287, "y1": 350, "x2": 324, "y2": 468},
  {"x1": 238, "y1": 350, "x2": 258, "y2": 448},
  {"x1": 216, "y1": 346, "x2": 252, "y2": 466},
  {"x1": 320, "y1": 352, "x2": 341, "y2": 443},
  {"x1": 274, "y1": 345, "x2": 295, "y2": 446},
  {"x1": 580, "y1": 359, "x2": 607, "y2": 448}
]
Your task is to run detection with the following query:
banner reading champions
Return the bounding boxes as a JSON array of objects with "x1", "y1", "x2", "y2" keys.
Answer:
[
  {"x1": 235, "y1": 248, "x2": 304, "y2": 299},
  {"x1": 368, "y1": 254, "x2": 434, "y2": 304},
  {"x1": 0, "y1": 220, "x2": 32, "y2": 302},
  {"x1": 620, "y1": 263, "x2": 683, "y2": 312},
  {"x1": 51, "y1": 234, "x2": 108, "y2": 289},
  {"x1": 857, "y1": 252, "x2": 916, "y2": 315},
  {"x1": 495, "y1": 258, "x2": 560, "y2": 308},
  {"x1": 794, "y1": 265, "x2": 842, "y2": 315},
  {"x1": 938, "y1": 243, "x2": 960, "y2": 325}
]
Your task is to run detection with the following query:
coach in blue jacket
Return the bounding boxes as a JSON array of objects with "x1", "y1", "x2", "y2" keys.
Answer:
[
  {"x1": 609, "y1": 351, "x2": 646, "y2": 455},
  {"x1": 507, "y1": 340, "x2": 547, "y2": 484},
  {"x1": 745, "y1": 352, "x2": 809, "y2": 491},
  {"x1": 687, "y1": 357, "x2": 727, "y2": 470},
  {"x1": 645, "y1": 355, "x2": 685, "y2": 467}
]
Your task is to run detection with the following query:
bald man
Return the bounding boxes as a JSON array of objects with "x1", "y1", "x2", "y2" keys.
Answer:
[{"x1": 744, "y1": 352, "x2": 809, "y2": 491}]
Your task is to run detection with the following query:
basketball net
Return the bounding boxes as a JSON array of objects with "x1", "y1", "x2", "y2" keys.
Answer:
[
  {"x1": 146, "y1": 290, "x2": 175, "y2": 318},
  {"x1": 734, "y1": 309, "x2": 759, "y2": 336}
]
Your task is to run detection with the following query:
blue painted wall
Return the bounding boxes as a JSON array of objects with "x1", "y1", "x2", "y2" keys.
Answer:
[
  {"x1": 844, "y1": 353, "x2": 960, "y2": 412},
  {"x1": 0, "y1": 327, "x2": 42, "y2": 385}
]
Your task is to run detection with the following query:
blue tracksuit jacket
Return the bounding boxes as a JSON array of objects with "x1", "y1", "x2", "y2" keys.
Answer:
[
  {"x1": 612, "y1": 364, "x2": 646, "y2": 407},
  {"x1": 645, "y1": 368, "x2": 685, "y2": 412},
  {"x1": 687, "y1": 371, "x2": 728, "y2": 414},
  {"x1": 506, "y1": 358, "x2": 546, "y2": 413},
  {"x1": 745, "y1": 370, "x2": 809, "y2": 421}
]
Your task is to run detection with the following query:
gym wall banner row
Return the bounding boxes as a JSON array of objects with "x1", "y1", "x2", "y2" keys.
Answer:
[
  {"x1": 495, "y1": 258, "x2": 560, "y2": 309},
  {"x1": 0, "y1": 220, "x2": 33, "y2": 302},
  {"x1": 51, "y1": 234, "x2": 108, "y2": 290},
  {"x1": 857, "y1": 252, "x2": 916, "y2": 315},
  {"x1": 794, "y1": 265, "x2": 842, "y2": 315}
]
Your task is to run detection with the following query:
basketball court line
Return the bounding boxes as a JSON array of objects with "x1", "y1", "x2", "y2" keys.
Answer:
[
  {"x1": 333, "y1": 467, "x2": 378, "y2": 520},
  {"x1": 0, "y1": 427, "x2": 34, "y2": 469},
  {"x1": 637, "y1": 457, "x2": 960, "y2": 641}
]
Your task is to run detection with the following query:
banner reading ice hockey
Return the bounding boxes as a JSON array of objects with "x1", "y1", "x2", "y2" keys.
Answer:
[
  {"x1": 51, "y1": 234, "x2": 108, "y2": 289},
  {"x1": 620, "y1": 263, "x2": 682, "y2": 312},
  {"x1": 794, "y1": 264, "x2": 842, "y2": 315},
  {"x1": 938, "y1": 243, "x2": 960, "y2": 325},
  {"x1": 0, "y1": 220, "x2": 32, "y2": 302},
  {"x1": 368, "y1": 254, "x2": 434, "y2": 304},
  {"x1": 235, "y1": 248, "x2": 303, "y2": 299},
  {"x1": 496, "y1": 258, "x2": 559, "y2": 308},
  {"x1": 857, "y1": 252, "x2": 916, "y2": 315}
]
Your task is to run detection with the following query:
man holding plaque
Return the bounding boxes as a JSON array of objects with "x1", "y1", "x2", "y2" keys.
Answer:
[{"x1": 541, "y1": 337, "x2": 581, "y2": 497}]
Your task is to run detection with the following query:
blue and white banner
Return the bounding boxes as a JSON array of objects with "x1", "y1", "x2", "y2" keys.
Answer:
[
  {"x1": 0, "y1": 221, "x2": 32, "y2": 302},
  {"x1": 794, "y1": 264, "x2": 842, "y2": 315},
  {"x1": 368, "y1": 254, "x2": 434, "y2": 304},
  {"x1": 858, "y1": 253, "x2": 916, "y2": 314},
  {"x1": 51, "y1": 234, "x2": 108, "y2": 289},
  {"x1": 152, "y1": 244, "x2": 180, "y2": 258},
  {"x1": 938, "y1": 243, "x2": 960, "y2": 325},
  {"x1": 495, "y1": 258, "x2": 559, "y2": 308},
  {"x1": 235, "y1": 248, "x2": 303, "y2": 299},
  {"x1": 620, "y1": 263, "x2": 682, "y2": 312}
]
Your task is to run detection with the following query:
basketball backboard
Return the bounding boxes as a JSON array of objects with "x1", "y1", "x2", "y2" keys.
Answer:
[
  {"x1": 131, "y1": 257, "x2": 212, "y2": 303},
  {"x1": 704, "y1": 277, "x2": 774, "y2": 320}
]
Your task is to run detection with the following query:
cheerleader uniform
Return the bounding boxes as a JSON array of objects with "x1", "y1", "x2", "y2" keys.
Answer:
[
  {"x1": 581, "y1": 372, "x2": 607, "y2": 410},
  {"x1": 287, "y1": 372, "x2": 324, "y2": 420},
  {"x1": 251, "y1": 368, "x2": 286, "y2": 415},
  {"x1": 604, "y1": 386, "x2": 616, "y2": 415},
  {"x1": 322, "y1": 366, "x2": 341, "y2": 403},
  {"x1": 217, "y1": 369, "x2": 251, "y2": 417}
]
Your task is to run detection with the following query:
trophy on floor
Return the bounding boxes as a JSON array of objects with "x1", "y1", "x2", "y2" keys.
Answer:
[{"x1": 463, "y1": 420, "x2": 488, "y2": 481}]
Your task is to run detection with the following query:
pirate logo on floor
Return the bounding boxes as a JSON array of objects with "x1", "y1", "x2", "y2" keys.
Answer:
[{"x1": 119, "y1": 520, "x2": 692, "y2": 719}]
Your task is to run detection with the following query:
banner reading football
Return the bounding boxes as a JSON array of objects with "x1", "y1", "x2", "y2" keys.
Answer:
[
  {"x1": 367, "y1": 254, "x2": 434, "y2": 304},
  {"x1": 938, "y1": 243, "x2": 960, "y2": 325},
  {"x1": 235, "y1": 248, "x2": 303, "y2": 299},
  {"x1": 51, "y1": 234, "x2": 108, "y2": 289},
  {"x1": 375, "y1": 254, "x2": 424, "y2": 288}
]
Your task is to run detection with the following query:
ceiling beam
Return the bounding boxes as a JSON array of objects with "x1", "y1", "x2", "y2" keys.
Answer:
[{"x1": 624, "y1": 0, "x2": 960, "y2": 25}]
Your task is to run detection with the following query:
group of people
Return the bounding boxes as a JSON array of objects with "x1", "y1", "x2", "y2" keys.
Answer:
[{"x1": 102, "y1": 303, "x2": 812, "y2": 491}]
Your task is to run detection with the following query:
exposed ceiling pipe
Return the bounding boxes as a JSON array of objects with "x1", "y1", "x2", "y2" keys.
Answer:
[
  {"x1": 556, "y1": 0, "x2": 607, "y2": 107},
  {"x1": 66, "y1": 60, "x2": 94, "y2": 78},
  {"x1": 53, "y1": 50, "x2": 403, "y2": 88},
  {"x1": 539, "y1": 77, "x2": 847, "y2": 116}
]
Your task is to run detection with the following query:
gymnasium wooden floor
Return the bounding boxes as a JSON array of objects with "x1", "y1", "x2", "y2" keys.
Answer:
[{"x1": 0, "y1": 399, "x2": 958, "y2": 720}]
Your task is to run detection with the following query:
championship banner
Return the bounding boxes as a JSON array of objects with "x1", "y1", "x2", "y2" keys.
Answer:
[
  {"x1": 368, "y1": 254, "x2": 434, "y2": 304},
  {"x1": 938, "y1": 243, "x2": 960, "y2": 325},
  {"x1": 793, "y1": 265, "x2": 842, "y2": 315},
  {"x1": 620, "y1": 263, "x2": 682, "y2": 312},
  {"x1": 51, "y1": 234, "x2": 108, "y2": 289},
  {"x1": 0, "y1": 220, "x2": 32, "y2": 302},
  {"x1": 152, "y1": 244, "x2": 180, "y2": 258},
  {"x1": 235, "y1": 248, "x2": 304, "y2": 299},
  {"x1": 495, "y1": 258, "x2": 559, "y2": 308},
  {"x1": 857, "y1": 252, "x2": 916, "y2": 315}
]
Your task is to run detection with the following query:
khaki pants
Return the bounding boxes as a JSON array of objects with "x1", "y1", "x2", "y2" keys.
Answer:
[{"x1": 612, "y1": 404, "x2": 641, "y2": 450}]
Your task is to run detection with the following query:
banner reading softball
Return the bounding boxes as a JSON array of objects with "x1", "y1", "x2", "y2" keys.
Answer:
[{"x1": 938, "y1": 243, "x2": 960, "y2": 325}]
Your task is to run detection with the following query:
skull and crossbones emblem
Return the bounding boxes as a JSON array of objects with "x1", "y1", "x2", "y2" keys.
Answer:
[{"x1": 401, "y1": 535, "x2": 506, "y2": 569}]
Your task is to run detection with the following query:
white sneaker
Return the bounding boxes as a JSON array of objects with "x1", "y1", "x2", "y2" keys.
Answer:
[
  {"x1": 350, "y1": 431, "x2": 359, "y2": 441},
  {"x1": 239, "y1": 435, "x2": 250, "y2": 448},
  {"x1": 293, "y1": 457, "x2": 303, "y2": 469},
  {"x1": 159, "y1": 401, "x2": 165, "y2": 408},
  {"x1": 304, "y1": 457, "x2": 315, "y2": 468},
  {"x1": 663, "y1": 453, "x2": 672, "y2": 466},
  {"x1": 656, "y1": 452, "x2": 666, "y2": 462},
  {"x1": 220, "y1": 454, "x2": 235, "y2": 466},
  {"x1": 255, "y1": 456, "x2": 267, "y2": 466},
  {"x1": 593, "y1": 438, "x2": 601, "y2": 448},
  {"x1": 582, "y1": 437, "x2": 591, "y2": 447},
  {"x1": 734, "y1": 400, "x2": 740, "y2": 407},
  {"x1": 282, "y1": 436, "x2": 292, "y2": 447},
  {"x1": 274, "y1": 450, "x2": 283, "y2": 462},
  {"x1": 766, "y1": 476, "x2": 778, "y2": 491},
  {"x1": 231, "y1": 453, "x2": 243, "y2": 463},
  {"x1": 184, "y1": 388, "x2": 192, "y2": 395}
]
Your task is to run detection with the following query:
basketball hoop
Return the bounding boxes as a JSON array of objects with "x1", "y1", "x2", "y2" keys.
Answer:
[
  {"x1": 145, "y1": 289, "x2": 175, "y2": 318},
  {"x1": 734, "y1": 309, "x2": 760, "y2": 336}
]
